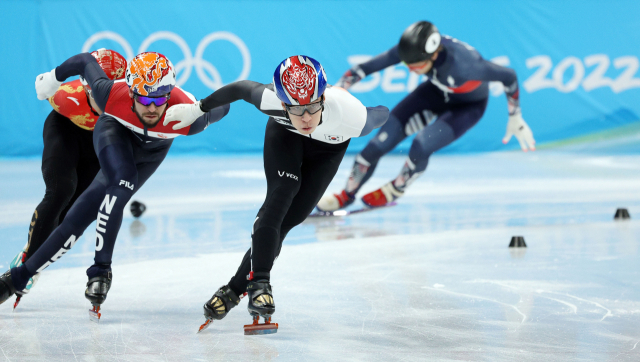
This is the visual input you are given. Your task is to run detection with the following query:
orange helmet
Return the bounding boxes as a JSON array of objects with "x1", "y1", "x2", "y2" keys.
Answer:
[{"x1": 125, "y1": 52, "x2": 176, "y2": 97}]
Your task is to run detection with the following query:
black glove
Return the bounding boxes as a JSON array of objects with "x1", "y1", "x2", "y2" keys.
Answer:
[{"x1": 335, "y1": 66, "x2": 365, "y2": 90}]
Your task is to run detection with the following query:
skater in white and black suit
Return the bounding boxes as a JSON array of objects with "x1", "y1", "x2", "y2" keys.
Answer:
[{"x1": 164, "y1": 55, "x2": 389, "y2": 328}]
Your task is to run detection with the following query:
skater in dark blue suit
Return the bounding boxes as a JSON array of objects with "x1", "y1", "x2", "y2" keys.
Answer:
[{"x1": 317, "y1": 20, "x2": 535, "y2": 211}]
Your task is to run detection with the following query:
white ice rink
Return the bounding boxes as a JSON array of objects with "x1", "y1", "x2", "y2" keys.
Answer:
[{"x1": 0, "y1": 151, "x2": 639, "y2": 361}]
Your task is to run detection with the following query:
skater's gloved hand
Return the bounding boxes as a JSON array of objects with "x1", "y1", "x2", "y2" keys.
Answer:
[
  {"x1": 35, "y1": 69, "x2": 62, "y2": 100},
  {"x1": 335, "y1": 66, "x2": 365, "y2": 90},
  {"x1": 163, "y1": 101, "x2": 205, "y2": 130},
  {"x1": 502, "y1": 112, "x2": 536, "y2": 152}
]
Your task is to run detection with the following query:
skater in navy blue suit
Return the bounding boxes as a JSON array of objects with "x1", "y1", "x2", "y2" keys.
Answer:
[{"x1": 317, "y1": 20, "x2": 535, "y2": 211}]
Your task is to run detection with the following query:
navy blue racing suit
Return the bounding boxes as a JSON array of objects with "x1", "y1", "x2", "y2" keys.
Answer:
[
  {"x1": 10, "y1": 53, "x2": 230, "y2": 291},
  {"x1": 345, "y1": 35, "x2": 520, "y2": 196}
]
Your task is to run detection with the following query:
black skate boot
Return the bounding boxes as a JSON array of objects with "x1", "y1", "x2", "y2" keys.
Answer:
[
  {"x1": 0, "y1": 271, "x2": 17, "y2": 306},
  {"x1": 197, "y1": 285, "x2": 244, "y2": 333},
  {"x1": 85, "y1": 270, "x2": 112, "y2": 322},
  {"x1": 244, "y1": 279, "x2": 278, "y2": 335}
]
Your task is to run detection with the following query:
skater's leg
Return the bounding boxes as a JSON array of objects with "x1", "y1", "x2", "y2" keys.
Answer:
[
  {"x1": 396, "y1": 97, "x2": 488, "y2": 190},
  {"x1": 347, "y1": 82, "x2": 444, "y2": 196},
  {"x1": 86, "y1": 141, "x2": 137, "y2": 275},
  {"x1": 318, "y1": 83, "x2": 445, "y2": 212},
  {"x1": 11, "y1": 177, "x2": 108, "y2": 291},
  {"x1": 25, "y1": 111, "x2": 82, "y2": 261},
  {"x1": 346, "y1": 113, "x2": 407, "y2": 196},
  {"x1": 249, "y1": 120, "x2": 304, "y2": 280},
  {"x1": 362, "y1": 98, "x2": 488, "y2": 206},
  {"x1": 228, "y1": 249, "x2": 251, "y2": 296},
  {"x1": 278, "y1": 143, "x2": 349, "y2": 255},
  {"x1": 89, "y1": 145, "x2": 170, "y2": 275},
  {"x1": 57, "y1": 129, "x2": 100, "y2": 225}
]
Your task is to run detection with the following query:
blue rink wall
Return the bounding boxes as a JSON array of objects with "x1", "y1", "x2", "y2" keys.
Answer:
[{"x1": 1, "y1": 0, "x2": 640, "y2": 157}]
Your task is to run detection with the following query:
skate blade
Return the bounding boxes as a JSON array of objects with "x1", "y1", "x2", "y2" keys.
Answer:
[
  {"x1": 89, "y1": 306, "x2": 101, "y2": 323},
  {"x1": 197, "y1": 319, "x2": 213, "y2": 333},
  {"x1": 309, "y1": 202, "x2": 397, "y2": 217},
  {"x1": 13, "y1": 295, "x2": 21, "y2": 311},
  {"x1": 243, "y1": 322, "x2": 278, "y2": 335}
]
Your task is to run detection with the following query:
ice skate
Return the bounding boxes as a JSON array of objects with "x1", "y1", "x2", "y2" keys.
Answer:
[
  {"x1": 198, "y1": 285, "x2": 244, "y2": 333},
  {"x1": 9, "y1": 244, "x2": 41, "y2": 309},
  {"x1": 244, "y1": 280, "x2": 278, "y2": 335},
  {"x1": 316, "y1": 190, "x2": 355, "y2": 212},
  {"x1": 84, "y1": 271, "x2": 112, "y2": 322},
  {"x1": 361, "y1": 182, "x2": 404, "y2": 208},
  {"x1": 0, "y1": 271, "x2": 18, "y2": 307}
]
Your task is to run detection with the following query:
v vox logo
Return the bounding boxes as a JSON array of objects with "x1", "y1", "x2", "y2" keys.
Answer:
[
  {"x1": 278, "y1": 170, "x2": 299, "y2": 181},
  {"x1": 82, "y1": 31, "x2": 251, "y2": 90}
]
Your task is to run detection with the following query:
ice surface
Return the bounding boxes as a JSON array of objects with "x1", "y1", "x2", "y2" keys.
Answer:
[{"x1": 0, "y1": 152, "x2": 639, "y2": 361}]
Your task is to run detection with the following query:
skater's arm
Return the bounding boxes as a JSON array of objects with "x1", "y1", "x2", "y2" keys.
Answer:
[
  {"x1": 36, "y1": 53, "x2": 113, "y2": 108},
  {"x1": 163, "y1": 81, "x2": 262, "y2": 131},
  {"x1": 359, "y1": 106, "x2": 390, "y2": 136},
  {"x1": 336, "y1": 46, "x2": 402, "y2": 89},
  {"x1": 199, "y1": 80, "x2": 266, "y2": 112},
  {"x1": 55, "y1": 53, "x2": 112, "y2": 110},
  {"x1": 187, "y1": 104, "x2": 231, "y2": 135},
  {"x1": 472, "y1": 60, "x2": 520, "y2": 115},
  {"x1": 358, "y1": 45, "x2": 402, "y2": 76},
  {"x1": 475, "y1": 61, "x2": 535, "y2": 150}
]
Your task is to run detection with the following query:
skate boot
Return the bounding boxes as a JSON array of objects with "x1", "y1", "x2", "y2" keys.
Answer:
[
  {"x1": 0, "y1": 271, "x2": 18, "y2": 306},
  {"x1": 9, "y1": 244, "x2": 41, "y2": 309},
  {"x1": 197, "y1": 285, "x2": 244, "y2": 333},
  {"x1": 317, "y1": 190, "x2": 355, "y2": 212},
  {"x1": 85, "y1": 270, "x2": 112, "y2": 322},
  {"x1": 244, "y1": 279, "x2": 278, "y2": 335},
  {"x1": 361, "y1": 182, "x2": 404, "y2": 208}
]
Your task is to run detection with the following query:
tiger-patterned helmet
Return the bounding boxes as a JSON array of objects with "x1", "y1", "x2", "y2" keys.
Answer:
[
  {"x1": 273, "y1": 55, "x2": 327, "y2": 106},
  {"x1": 125, "y1": 52, "x2": 176, "y2": 97}
]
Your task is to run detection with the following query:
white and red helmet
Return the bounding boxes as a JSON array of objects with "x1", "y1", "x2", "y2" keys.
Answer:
[
  {"x1": 273, "y1": 55, "x2": 327, "y2": 105},
  {"x1": 80, "y1": 48, "x2": 127, "y2": 88}
]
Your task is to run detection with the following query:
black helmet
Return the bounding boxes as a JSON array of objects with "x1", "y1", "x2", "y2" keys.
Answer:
[{"x1": 398, "y1": 21, "x2": 441, "y2": 64}]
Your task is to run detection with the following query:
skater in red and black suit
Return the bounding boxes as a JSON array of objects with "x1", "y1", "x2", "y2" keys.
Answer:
[
  {"x1": 8, "y1": 49, "x2": 126, "y2": 309},
  {"x1": 0, "y1": 51, "x2": 230, "y2": 319},
  {"x1": 164, "y1": 55, "x2": 389, "y2": 333}
]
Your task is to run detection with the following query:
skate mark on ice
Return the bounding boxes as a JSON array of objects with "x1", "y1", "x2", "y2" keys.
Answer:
[
  {"x1": 66, "y1": 323, "x2": 78, "y2": 360},
  {"x1": 0, "y1": 342, "x2": 9, "y2": 362},
  {"x1": 421, "y1": 286, "x2": 527, "y2": 323},
  {"x1": 472, "y1": 280, "x2": 578, "y2": 314},
  {"x1": 389, "y1": 323, "x2": 436, "y2": 340},
  {"x1": 545, "y1": 291, "x2": 613, "y2": 321},
  {"x1": 538, "y1": 296, "x2": 578, "y2": 314}
]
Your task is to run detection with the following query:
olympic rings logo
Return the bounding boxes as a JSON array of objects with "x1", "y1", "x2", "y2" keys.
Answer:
[{"x1": 82, "y1": 31, "x2": 251, "y2": 90}]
